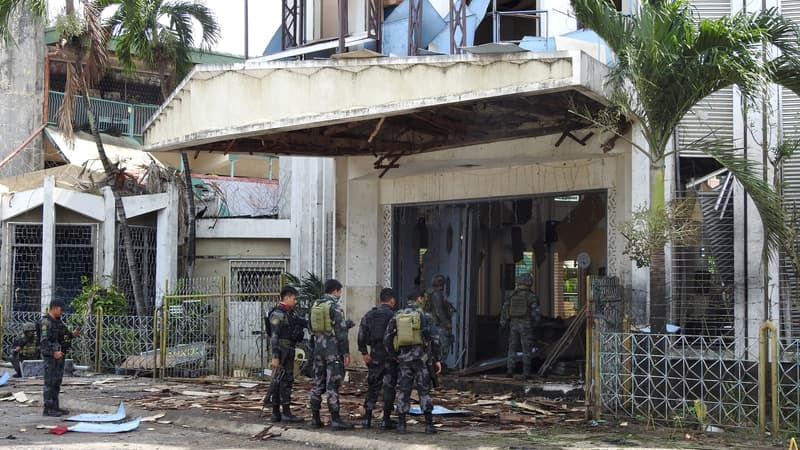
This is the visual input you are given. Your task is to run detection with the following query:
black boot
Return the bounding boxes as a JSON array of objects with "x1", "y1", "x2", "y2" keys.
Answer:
[
  {"x1": 424, "y1": 412, "x2": 437, "y2": 434},
  {"x1": 282, "y1": 404, "x2": 305, "y2": 423},
  {"x1": 397, "y1": 414, "x2": 407, "y2": 433},
  {"x1": 362, "y1": 409, "x2": 373, "y2": 428},
  {"x1": 55, "y1": 399, "x2": 69, "y2": 416},
  {"x1": 379, "y1": 409, "x2": 396, "y2": 430},
  {"x1": 271, "y1": 404, "x2": 282, "y2": 423},
  {"x1": 43, "y1": 409, "x2": 63, "y2": 417},
  {"x1": 311, "y1": 409, "x2": 323, "y2": 429},
  {"x1": 329, "y1": 410, "x2": 354, "y2": 430}
]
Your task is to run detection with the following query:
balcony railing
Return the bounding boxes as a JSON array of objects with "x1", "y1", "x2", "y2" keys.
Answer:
[{"x1": 47, "y1": 91, "x2": 159, "y2": 138}]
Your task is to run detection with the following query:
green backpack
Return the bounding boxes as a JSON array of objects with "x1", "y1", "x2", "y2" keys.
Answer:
[
  {"x1": 508, "y1": 289, "x2": 530, "y2": 319},
  {"x1": 394, "y1": 310, "x2": 423, "y2": 350},
  {"x1": 310, "y1": 301, "x2": 333, "y2": 333}
]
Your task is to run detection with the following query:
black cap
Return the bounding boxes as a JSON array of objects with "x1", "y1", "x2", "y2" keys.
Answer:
[{"x1": 49, "y1": 299, "x2": 67, "y2": 309}]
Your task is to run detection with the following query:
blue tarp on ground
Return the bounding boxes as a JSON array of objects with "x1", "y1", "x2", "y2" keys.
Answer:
[
  {"x1": 68, "y1": 417, "x2": 141, "y2": 433},
  {"x1": 409, "y1": 405, "x2": 469, "y2": 415},
  {"x1": 0, "y1": 371, "x2": 9, "y2": 386}
]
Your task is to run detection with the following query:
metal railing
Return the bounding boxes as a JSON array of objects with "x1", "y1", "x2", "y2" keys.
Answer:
[{"x1": 47, "y1": 91, "x2": 159, "y2": 138}]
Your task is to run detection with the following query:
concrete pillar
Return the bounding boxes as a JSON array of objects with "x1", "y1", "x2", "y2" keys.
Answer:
[
  {"x1": 40, "y1": 176, "x2": 55, "y2": 312},
  {"x1": 101, "y1": 187, "x2": 116, "y2": 288},
  {"x1": 155, "y1": 184, "x2": 179, "y2": 308}
]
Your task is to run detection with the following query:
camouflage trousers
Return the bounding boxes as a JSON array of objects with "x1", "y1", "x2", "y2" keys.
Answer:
[
  {"x1": 43, "y1": 356, "x2": 65, "y2": 412},
  {"x1": 507, "y1": 321, "x2": 534, "y2": 375},
  {"x1": 309, "y1": 356, "x2": 344, "y2": 413},
  {"x1": 363, "y1": 358, "x2": 398, "y2": 413},
  {"x1": 396, "y1": 360, "x2": 434, "y2": 415},
  {"x1": 268, "y1": 347, "x2": 295, "y2": 406}
]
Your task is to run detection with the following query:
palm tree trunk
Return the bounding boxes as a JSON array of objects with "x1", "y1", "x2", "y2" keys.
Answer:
[
  {"x1": 65, "y1": 0, "x2": 74, "y2": 15},
  {"x1": 77, "y1": 70, "x2": 147, "y2": 316},
  {"x1": 649, "y1": 163, "x2": 668, "y2": 333},
  {"x1": 180, "y1": 152, "x2": 196, "y2": 282}
]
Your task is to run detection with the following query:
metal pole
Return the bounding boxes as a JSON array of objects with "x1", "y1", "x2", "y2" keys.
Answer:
[
  {"x1": 492, "y1": 0, "x2": 498, "y2": 43},
  {"x1": 244, "y1": 0, "x2": 249, "y2": 59},
  {"x1": 338, "y1": 0, "x2": 348, "y2": 53}
]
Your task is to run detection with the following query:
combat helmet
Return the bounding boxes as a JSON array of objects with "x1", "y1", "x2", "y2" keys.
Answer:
[
  {"x1": 431, "y1": 274, "x2": 446, "y2": 288},
  {"x1": 516, "y1": 273, "x2": 533, "y2": 287},
  {"x1": 22, "y1": 322, "x2": 37, "y2": 332}
]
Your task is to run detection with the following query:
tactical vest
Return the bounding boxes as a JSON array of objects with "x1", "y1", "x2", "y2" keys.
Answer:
[
  {"x1": 19, "y1": 335, "x2": 39, "y2": 357},
  {"x1": 508, "y1": 289, "x2": 530, "y2": 319},
  {"x1": 394, "y1": 310, "x2": 423, "y2": 350},
  {"x1": 369, "y1": 306, "x2": 394, "y2": 344},
  {"x1": 310, "y1": 301, "x2": 333, "y2": 333},
  {"x1": 266, "y1": 307, "x2": 291, "y2": 340}
]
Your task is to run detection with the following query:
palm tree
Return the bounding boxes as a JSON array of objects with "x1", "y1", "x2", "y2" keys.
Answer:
[
  {"x1": 98, "y1": 0, "x2": 219, "y2": 283},
  {"x1": 570, "y1": 0, "x2": 800, "y2": 332},
  {"x1": 97, "y1": 0, "x2": 219, "y2": 101},
  {"x1": 0, "y1": 0, "x2": 152, "y2": 315}
]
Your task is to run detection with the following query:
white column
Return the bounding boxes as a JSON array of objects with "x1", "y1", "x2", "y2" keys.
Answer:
[
  {"x1": 155, "y1": 183, "x2": 179, "y2": 308},
  {"x1": 101, "y1": 187, "x2": 116, "y2": 288},
  {"x1": 630, "y1": 123, "x2": 650, "y2": 325},
  {"x1": 40, "y1": 175, "x2": 55, "y2": 312}
]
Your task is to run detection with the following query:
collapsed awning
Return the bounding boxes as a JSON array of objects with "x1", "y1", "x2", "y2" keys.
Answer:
[{"x1": 143, "y1": 51, "x2": 610, "y2": 159}]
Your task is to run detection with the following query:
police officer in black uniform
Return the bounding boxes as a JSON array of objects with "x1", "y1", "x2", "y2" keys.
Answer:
[
  {"x1": 357, "y1": 288, "x2": 399, "y2": 429},
  {"x1": 41, "y1": 299, "x2": 79, "y2": 417},
  {"x1": 267, "y1": 285, "x2": 307, "y2": 423}
]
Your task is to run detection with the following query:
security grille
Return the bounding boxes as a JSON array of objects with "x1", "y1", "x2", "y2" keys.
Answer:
[
  {"x1": 53, "y1": 224, "x2": 96, "y2": 307},
  {"x1": 10, "y1": 224, "x2": 43, "y2": 312},
  {"x1": 229, "y1": 260, "x2": 286, "y2": 299},
  {"x1": 671, "y1": 187, "x2": 735, "y2": 339},
  {"x1": 780, "y1": 0, "x2": 800, "y2": 339},
  {"x1": 115, "y1": 225, "x2": 157, "y2": 315}
]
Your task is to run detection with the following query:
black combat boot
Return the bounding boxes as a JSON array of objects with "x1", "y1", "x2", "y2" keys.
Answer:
[
  {"x1": 362, "y1": 409, "x2": 373, "y2": 428},
  {"x1": 329, "y1": 410, "x2": 354, "y2": 430},
  {"x1": 281, "y1": 404, "x2": 305, "y2": 423},
  {"x1": 55, "y1": 399, "x2": 69, "y2": 416},
  {"x1": 43, "y1": 409, "x2": 63, "y2": 417},
  {"x1": 379, "y1": 409, "x2": 396, "y2": 430},
  {"x1": 424, "y1": 412, "x2": 437, "y2": 434},
  {"x1": 397, "y1": 414, "x2": 407, "y2": 433},
  {"x1": 271, "y1": 404, "x2": 282, "y2": 423},
  {"x1": 311, "y1": 409, "x2": 324, "y2": 429}
]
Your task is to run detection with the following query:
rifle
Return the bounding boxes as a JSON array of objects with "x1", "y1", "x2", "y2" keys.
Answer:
[{"x1": 261, "y1": 363, "x2": 286, "y2": 416}]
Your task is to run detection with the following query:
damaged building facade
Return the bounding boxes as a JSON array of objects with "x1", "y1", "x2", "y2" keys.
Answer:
[{"x1": 143, "y1": 0, "x2": 800, "y2": 429}]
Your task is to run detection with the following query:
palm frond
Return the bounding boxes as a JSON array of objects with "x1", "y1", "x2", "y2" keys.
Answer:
[
  {"x1": 0, "y1": 0, "x2": 47, "y2": 44},
  {"x1": 689, "y1": 140, "x2": 795, "y2": 265},
  {"x1": 81, "y1": 1, "x2": 109, "y2": 87},
  {"x1": 57, "y1": 62, "x2": 78, "y2": 141}
]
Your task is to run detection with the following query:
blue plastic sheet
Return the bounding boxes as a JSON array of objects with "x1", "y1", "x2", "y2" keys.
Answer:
[
  {"x1": 0, "y1": 372, "x2": 9, "y2": 386},
  {"x1": 409, "y1": 405, "x2": 469, "y2": 416},
  {"x1": 66, "y1": 402, "x2": 126, "y2": 422},
  {"x1": 69, "y1": 417, "x2": 140, "y2": 433}
]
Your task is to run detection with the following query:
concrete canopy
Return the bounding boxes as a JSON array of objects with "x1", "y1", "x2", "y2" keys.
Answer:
[{"x1": 143, "y1": 51, "x2": 610, "y2": 161}]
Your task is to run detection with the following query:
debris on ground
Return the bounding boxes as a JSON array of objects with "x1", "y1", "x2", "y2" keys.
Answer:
[
  {"x1": 131, "y1": 377, "x2": 585, "y2": 431},
  {"x1": 252, "y1": 426, "x2": 282, "y2": 440}
]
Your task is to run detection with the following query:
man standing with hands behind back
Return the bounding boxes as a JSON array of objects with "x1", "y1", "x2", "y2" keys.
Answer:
[{"x1": 41, "y1": 299, "x2": 79, "y2": 417}]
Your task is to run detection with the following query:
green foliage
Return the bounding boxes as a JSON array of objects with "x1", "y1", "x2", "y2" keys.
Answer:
[
  {"x1": 54, "y1": 11, "x2": 85, "y2": 40},
  {"x1": 0, "y1": 0, "x2": 48, "y2": 43},
  {"x1": 620, "y1": 199, "x2": 699, "y2": 268},
  {"x1": 284, "y1": 272, "x2": 324, "y2": 318},
  {"x1": 71, "y1": 276, "x2": 128, "y2": 316}
]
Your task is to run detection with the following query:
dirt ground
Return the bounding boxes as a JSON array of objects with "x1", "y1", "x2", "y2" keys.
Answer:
[{"x1": 0, "y1": 369, "x2": 791, "y2": 449}]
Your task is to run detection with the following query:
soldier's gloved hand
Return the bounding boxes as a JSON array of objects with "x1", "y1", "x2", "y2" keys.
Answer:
[
  {"x1": 434, "y1": 361, "x2": 442, "y2": 374},
  {"x1": 54, "y1": 351, "x2": 64, "y2": 360},
  {"x1": 343, "y1": 354, "x2": 351, "y2": 367},
  {"x1": 271, "y1": 358, "x2": 280, "y2": 370}
]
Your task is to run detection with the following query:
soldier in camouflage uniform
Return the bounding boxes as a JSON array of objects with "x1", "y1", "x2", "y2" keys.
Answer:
[
  {"x1": 41, "y1": 299, "x2": 79, "y2": 417},
  {"x1": 384, "y1": 289, "x2": 442, "y2": 434},
  {"x1": 10, "y1": 322, "x2": 39, "y2": 378},
  {"x1": 267, "y1": 285, "x2": 307, "y2": 423},
  {"x1": 499, "y1": 273, "x2": 541, "y2": 379},
  {"x1": 427, "y1": 275, "x2": 454, "y2": 364},
  {"x1": 357, "y1": 288, "x2": 399, "y2": 429},
  {"x1": 308, "y1": 279, "x2": 353, "y2": 430}
]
